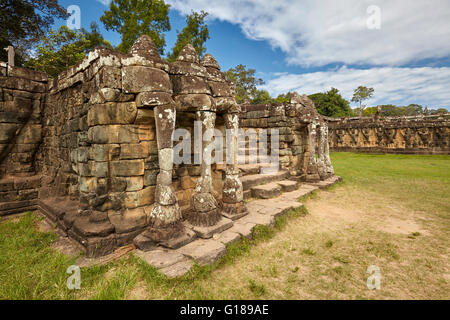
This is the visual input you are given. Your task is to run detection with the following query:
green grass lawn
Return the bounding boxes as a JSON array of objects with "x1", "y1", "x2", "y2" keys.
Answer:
[{"x1": 0, "y1": 152, "x2": 449, "y2": 299}]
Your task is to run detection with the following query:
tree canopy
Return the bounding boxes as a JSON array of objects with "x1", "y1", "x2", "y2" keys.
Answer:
[
  {"x1": 308, "y1": 88, "x2": 354, "y2": 118},
  {"x1": 351, "y1": 86, "x2": 375, "y2": 115},
  {"x1": 0, "y1": 0, "x2": 68, "y2": 65},
  {"x1": 361, "y1": 104, "x2": 448, "y2": 117},
  {"x1": 26, "y1": 25, "x2": 111, "y2": 77},
  {"x1": 100, "y1": 0, "x2": 171, "y2": 54},
  {"x1": 167, "y1": 11, "x2": 209, "y2": 62},
  {"x1": 225, "y1": 64, "x2": 266, "y2": 104}
]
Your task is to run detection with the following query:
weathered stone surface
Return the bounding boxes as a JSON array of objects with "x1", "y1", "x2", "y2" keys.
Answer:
[
  {"x1": 120, "y1": 142, "x2": 150, "y2": 159},
  {"x1": 185, "y1": 217, "x2": 233, "y2": 239},
  {"x1": 159, "y1": 260, "x2": 193, "y2": 278},
  {"x1": 88, "y1": 125, "x2": 140, "y2": 144},
  {"x1": 123, "y1": 186, "x2": 155, "y2": 208},
  {"x1": 173, "y1": 94, "x2": 215, "y2": 112},
  {"x1": 228, "y1": 221, "x2": 255, "y2": 239},
  {"x1": 148, "y1": 202, "x2": 182, "y2": 225},
  {"x1": 144, "y1": 169, "x2": 158, "y2": 186},
  {"x1": 128, "y1": 35, "x2": 168, "y2": 70},
  {"x1": 251, "y1": 182, "x2": 282, "y2": 199},
  {"x1": 171, "y1": 75, "x2": 210, "y2": 95},
  {"x1": 175, "y1": 44, "x2": 199, "y2": 63},
  {"x1": 177, "y1": 239, "x2": 226, "y2": 266},
  {"x1": 214, "y1": 229, "x2": 240, "y2": 245},
  {"x1": 208, "y1": 82, "x2": 232, "y2": 97},
  {"x1": 111, "y1": 159, "x2": 144, "y2": 176},
  {"x1": 135, "y1": 109, "x2": 155, "y2": 124},
  {"x1": 239, "y1": 212, "x2": 275, "y2": 227},
  {"x1": 200, "y1": 54, "x2": 221, "y2": 70},
  {"x1": 122, "y1": 66, "x2": 171, "y2": 94},
  {"x1": 154, "y1": 106, "x2": 176, "y2": 149},
  {"x1": 134, "y1": 248, "x2": 188, "y2": 269},
  {"x1": 87, "y1": 102, "x2": 137, "y2": 125},
  {"x1": 73, "y1": 216, "x2": 115, "y2": 237},
  {"x1": 155, "y1": 184, "x2": 177, "y2": 206},
  {"x1": 136, "y1": 91, "x2": 173, "y2": 108},
  {"x1": 133, "y1": 234, "x2": 157, "y2": 251},
  {"x1": 160, "y1": 228, "x2": 196, "y2": 249},
  {"x1": 108, "y1": 207, "x2": 147, "y2": 233},
  {"x1": 191, "y1": 192, "x2": 218, "y2": 213}
]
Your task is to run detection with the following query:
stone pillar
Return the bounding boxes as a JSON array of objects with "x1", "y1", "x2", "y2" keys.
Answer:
[
  {"x1": 127, "y1": 36, "x2": 193, "y2": 250},
  {"x1": 149, "y1": 103, "x2": 181, "y2": 226},
  {"x1": 222, "y1": 113, "x2": 246, "y2": 219},
  {"x1": 200, "y1": 53, "x2": 247, "y2": 219},
  {"x1": 317, "y1": 125, "x2": 334, "y2": 179},
  {"x1": 4, "y1": 46, "x2": 14, "y2": 66},
  {"x1": 189, "y1": 110, "x2": 222, "y2": 226},
  {"x1": 305, "y1": 122, "x2": 320, "y2": 181}
]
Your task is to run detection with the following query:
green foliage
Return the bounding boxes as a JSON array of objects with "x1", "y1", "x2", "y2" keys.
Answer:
[
  {"x1": 272, "y1": 92, "x2": 293, "y2": 104},
  {"x1": 26, "y1": 25, "x2": 111, "y2": 77},
  {"x1": 251, "y1": 90, "x2": 273, "y2": 104},
  {"x1": 308, "y1": 88, "x2": 353, "y2": 118},
  {"x1": 325, "y1": 240, "x2": 334, "y2": 248},
  {"x1": 0, "y1": 0, "x2": 68, "y2": 65},
  {"x1": 351, "y1": 86, "x2": 375, "y2": 115},
  {"x1": 430, "y1": 108, "x2": 449, "y2": 115},
  {"x1": 363, "y1": 104, "x2": 428, "y2": 117},
  {"x1": 81, "y1": 22, "x2": 113, "y2": 51},
  {"x1": 225, "y1": 64, "x2": 266, "y2": 104},
  {"x1": 167, "y1": 11, "x2": 209, "y2": 62},
  {"x1": 248, "y1": 279, "x2": 266, "y2": 297},
  {"x1": 0, "y1": 213, "x2": 78, "y2": 299},
  {"x1": 100, "y1": 0, "x2": 171, "y2": 54}
]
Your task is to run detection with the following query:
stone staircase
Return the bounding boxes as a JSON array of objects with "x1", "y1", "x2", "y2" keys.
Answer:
[{"x1": 237, "y1": 144, "x2": 297, "y2": 200}]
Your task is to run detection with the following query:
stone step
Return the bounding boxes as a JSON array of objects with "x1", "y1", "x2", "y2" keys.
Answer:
[
  {"x1": 240, "y1": 170, "x2": 290, "y2": 191},
  {"x1": 238, "y1": 163, "x2": 273, "y2": 176},
  {"x1": 237, "y1": 155, "x2": 272, "y2": 164},
  {"x1": 277, "y1": 180, "x2": 299, "y2": 192},
  {"x1": 251, "y1": 182, "x2": 282, "y2": 199}
]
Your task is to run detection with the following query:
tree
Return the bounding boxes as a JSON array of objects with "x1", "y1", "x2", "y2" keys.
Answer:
[
  {"x1": 251, "y1": 90, "x2": 272, "y2": 104},
  {"x1": 81, "y1": 22, "x2": 113, "y2": 51},
  {"x1": 100, "y1": 0, "x2": 171, "y2": 54},
  {"x1": 308, "y1": 88, "x2": 353, "y2": 117},
  {"x1": 429, "y1": 108, "x2": 449, "y2": 115},
  {"x1": 225, "y1": 64, "x2": 265, "y2": 104},
  {"x1": 167, "y1": 11, "x2": 209, "y2": 62},
  {"x1": 403, "y1": 104, "x2": 423, "y2": 116},
  {"x1": 351, "y1": 86, "x2": 374, "y2": 116},
  {"x1": 0, "y1": 0, "x2": 68, "y2": 65},
  {"x1": 363, "y1": 104, "x2": 425, "y2": 117},
  {"x1": 272, "y1": 92, "x2": 293, "y2": 104},
  {"x1": 26, "y1": 25, "x2": 111, "y2": 77}
]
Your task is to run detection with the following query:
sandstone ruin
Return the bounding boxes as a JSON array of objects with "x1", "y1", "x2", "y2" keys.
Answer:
[
  {"x1": 327, "y1": 114, "x2": 450, "y2": 154},
  {"x1": 0, "y1": 36, "x2": 338, "y2": 259}
]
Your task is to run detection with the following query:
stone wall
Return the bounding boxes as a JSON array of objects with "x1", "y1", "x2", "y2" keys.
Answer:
[
  {"x1": 0, "y1": 63, "x2": 47, "y2": 176},
  {"x1": 327, "y1": 114, "x2": 450, "y2": 154},
  {"x1": 0, "y1": 36, "x2": 336, "y2": 257},
  {"x1": 0, "y1": 63, "x2": 47, "y2": 215},
  {"x1": 239, "y1": 94, "x2": 334, "y2": 182}
]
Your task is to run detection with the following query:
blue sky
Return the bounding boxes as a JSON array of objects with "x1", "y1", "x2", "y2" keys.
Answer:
[{"x1": 54, "y1": 0, "x2": 450, "y2": 110}]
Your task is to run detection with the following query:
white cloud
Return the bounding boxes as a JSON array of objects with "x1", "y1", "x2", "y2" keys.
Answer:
[
  {"x1": 167, "y1": 0, "x2": 450, "y2": 67},
  {"x1": 261, "y1": 66, "x2": 450, "y2": 108},
  {"x1": 96, "y1": 0, "x2": 111, "y2": 6}
]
